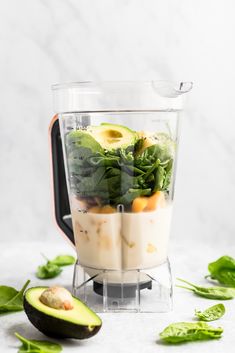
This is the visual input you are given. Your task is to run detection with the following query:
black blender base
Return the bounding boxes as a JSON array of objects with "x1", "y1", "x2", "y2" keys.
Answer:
[{"x1": 93, "y1": 280, "x2": 152, "y2": 298}]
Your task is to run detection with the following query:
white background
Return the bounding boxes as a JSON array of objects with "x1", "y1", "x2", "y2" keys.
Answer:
[{"x1": 1, "y1": 0, "x2": 235, "y2": 246}]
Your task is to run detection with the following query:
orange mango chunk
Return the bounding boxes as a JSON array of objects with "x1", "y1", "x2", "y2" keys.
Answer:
[
  {"x1": 88, "y1": 205, "x2": 116, "y2": 214},
  {"x1": 88, "y1": 206, "x2": 101, "y2": 213},
  {"x1": 132, "y1": 196, "x2": 149, "y2": 212},
  {"x1": 100, "y1": 205, "x2": 116, "y2": 214},
  {"x1": 145, "y1": 191, "x2": 165, "y2": 211}
]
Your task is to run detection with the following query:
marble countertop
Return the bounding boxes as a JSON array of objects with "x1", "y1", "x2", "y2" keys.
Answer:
[{"x1": 1, "y1": 239, "x2": 235, "y2": 353}]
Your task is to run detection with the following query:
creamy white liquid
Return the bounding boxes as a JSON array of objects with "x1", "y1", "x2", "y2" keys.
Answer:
[{"x1": 71, "y1": 204, "x2": 172, "y2": 273}]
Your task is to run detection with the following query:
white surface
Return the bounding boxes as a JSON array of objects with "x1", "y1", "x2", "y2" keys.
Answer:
[
  {"x1": 1, "y1": 239, "x2": 235, "y2": 352},
  {"x1": 0, "y1": 0, "x2": 235, "y2": 245}
]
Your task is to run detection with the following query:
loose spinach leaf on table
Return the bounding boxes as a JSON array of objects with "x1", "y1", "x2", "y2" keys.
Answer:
[
  {"x1": 36, "y1": 263, "x2": 62, "y2": 279},
  {"x1": 15, "y1": 332, "x2": 62, "y2": 353},
  {"x1": 195, "y1": 303, "x2": 225, "y2": 321},
  {"x1": 36, "y1": 254, "x2": 76, "y2": 279},
  {"x1": 207, "y1": 255, "x2": 235, "y2": 286},
  {"x1": 159, "y1": 322, "x2": 223, "y2": 343},
  {"x1": 176, "y1": 278, "x2": 235, "y2": 300},
  {"x1": 0, "y1": 280, "x2": 30, "y2": 313},
  {"x1": 50, "y1": 255, "x2": 76, "y2": 267}
]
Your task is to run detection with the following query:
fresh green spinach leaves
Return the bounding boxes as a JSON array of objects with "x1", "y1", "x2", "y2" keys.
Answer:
[
  {"x1": 207, "y1": 256, "x2": 235, "y2": 286},
  {"x1": 0, "y1": 280, "x2": 30, "y2": 313},
  {"x1": 195, "y1": 304, "x2": 225, "y2": 321},
  {"x1": 176, "y1": 278, "x2": 235, "y2": 300},
  {"x1": 36, "y1": 263, "x2": 62, "y2": 279},
  {"x1": 36, "y1": 254, "x2": 76, "y2": 279},
  {"x1": 66, "y1": 130, "x2": 174, "y2": 209},
  {"x1": 159, "y1": 322, "x2": 223, "y2": 343},
  {"x1": 50, "y1": 255, "x2": 76, "y2": 267},
  {"x1": 15, "y1": 332, "x2": 62, "y2": 353}
]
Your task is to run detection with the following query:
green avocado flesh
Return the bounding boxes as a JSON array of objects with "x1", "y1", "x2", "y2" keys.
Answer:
[
  {"x1": 87, "y1": 122, "x2": 136, "y2": 150},
  {"x1": 24, "y1": 287, "x2": 102, "y2": 339},
  {"x1": 66, "y1": 130, "x2": 103, "y2": 153}
]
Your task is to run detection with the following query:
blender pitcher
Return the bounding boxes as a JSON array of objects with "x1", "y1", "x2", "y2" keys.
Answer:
[{"x1": 50, "y1": 81, "x2": 192, "y2": 313}]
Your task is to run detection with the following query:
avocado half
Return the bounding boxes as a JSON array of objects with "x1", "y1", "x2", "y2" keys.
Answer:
[
  {"x1": 23, "y1": 287, "x2": 102, "y2": 339},
  {"x1": 88, "y1": 122, "x2": 137, "y2": 150}
]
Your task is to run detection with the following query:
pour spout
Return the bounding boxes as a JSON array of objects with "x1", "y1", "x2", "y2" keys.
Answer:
[
  {"x1": 151, "y1": 81, "x2": 193, "y2": 98},
  {"x1": 177, "y1": 82, "x2": 193, "y2": 94}
]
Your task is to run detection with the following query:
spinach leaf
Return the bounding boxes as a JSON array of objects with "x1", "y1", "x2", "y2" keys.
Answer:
[
  {"x1": 195, "y1": 304, "x2": 225, "y2": 321},
  {"x1": 114, "y1": 188, "x2": 152, "y2": 206},
  {"x1": 159, "y1": 322, "x2": 223, "y2": 343},
  {"x1": 36, "y1": 254, "x2": 76, "y2": 279},
  {"x1": 50, "y1": 255, "x2": 76, "y2": 267},
  {"x1": 176, "y1": 278, "x2": 235, "y2": 300},
  {"x1": 36, "y1": 263, "x2": 62, "y2": 279},
  {"x1": 136, "y1": 144, "x2": 172, "y2": 165},
  {"x1": 87, "y1": 154, "x2": 120, "y2": 167},
  {"x1": 153, "y1": 165, "x2": 165, "y2": 191},
  {"x1": 162, "y1": 159, "x2": 173, "y2": 190},
  {"x1": 0, "y1": 280, "x2": 30, "y2": 313},
  {"x1": 207, "y1": 256, "x2": 235, "y2": 286},
  {"x1": 15, "y1": 332, "x2": 62, "y2": 353}
]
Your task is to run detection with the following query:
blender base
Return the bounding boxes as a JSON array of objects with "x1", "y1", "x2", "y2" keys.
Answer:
[{"x1": 72, "y1": 259, "x2": 173, "y2": 313}]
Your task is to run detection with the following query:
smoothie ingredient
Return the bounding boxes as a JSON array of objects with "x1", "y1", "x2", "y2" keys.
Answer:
[
  {"x1": 159, "y1": 322, "x2": 223, "y2": 343},
  {"x1": 36, "y1": 254, "x2": 76, "y2": 279},
  {"x1": 145, "y1": 190, "x2": 165, "y2": 210},
  {"x1": 15, "y1": 332, "x2": 62, "y2": 353},
  {"x1": 24, "y1": 287, "x2": 102, "y2": 339},
  {"x1": 195, "y1": 304, "x2": 225, "y2": 321},
  {"x1": 50, "y1": 255, "x2": 76, "y2": 267},
  {"x1": 0, "y1": 280, "x2": 30, "y2": 313},
  {"x1": 89, "y1": 205, "x2": 116, "y2": 213},
  {"x1": 88, "y1": 122, "x2": 137, "y2": 150},
  {"x1": 66, "y1": 130, "x2": 103, "y2": 153},
  {"x1": 207, "y1": 256, "x2": 235, "y2": 286},
  {"x1": 36, "y1": 263, "x2": 62, "y2": 279},
  {"x1": 132, "y1": 196, "x2": 148, "y2": 212},
  {"x1": 66, "y1": 124, "x2": 174, "y2": 209},
  {"x1": 132, "y1": 191, "x2": 165, "y2": 212},
  {"x1": 40, "y1": 287, "x2": 74, "y2": 310},
  {"x1": 176, "y1": 278, "x2": 235, "y2": 300}
]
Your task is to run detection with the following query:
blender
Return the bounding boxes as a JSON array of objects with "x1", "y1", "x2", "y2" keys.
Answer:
[{"x1": 49, "y1": 81, "x2": 192, "y2": 312}]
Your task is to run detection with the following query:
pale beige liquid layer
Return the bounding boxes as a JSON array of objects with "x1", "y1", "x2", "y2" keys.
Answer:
[{"x1": 71, "y1": 205, "x2": 172, "y2": 272}]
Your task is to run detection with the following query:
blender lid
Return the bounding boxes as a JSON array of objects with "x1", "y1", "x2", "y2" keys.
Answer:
[{"x1": 52, "y1": 81, "x2": 193, "y2": 113}]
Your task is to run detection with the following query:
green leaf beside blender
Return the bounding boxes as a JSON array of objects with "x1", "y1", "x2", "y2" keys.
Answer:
[
  {"x1": 176, "y1": 278, "x2": 235, "y2": 300},
  {"x1": 66, "y1": 122, "x2": 175, "y2": 212},
  {"x1": 159, "y1": 322, "x2": 223, "y2": 343},
  {"x1": 15, "y1": 332, "x2": 62, "y2": 353},
  {"x1": 195, "y1": 303, "x2": 225, "y2": 321},
  {"x1": 36, "y1": 254, "x2": 76, "y2": 279},
  {"x1": 0, "y1": 280, "x2": 30, "y2": 313},
  {"x1": 207, "y1": 255, "x2": 235, "y2": 286}
]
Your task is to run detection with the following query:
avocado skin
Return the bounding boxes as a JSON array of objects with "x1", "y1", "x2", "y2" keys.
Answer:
[{"x1": 23, "y1": 297, "x2": 101, "y2": 340}]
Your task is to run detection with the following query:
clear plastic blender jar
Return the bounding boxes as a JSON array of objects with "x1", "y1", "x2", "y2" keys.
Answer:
[{"x1": 51, "y1": 81, "x2": 192, "y2": 312}]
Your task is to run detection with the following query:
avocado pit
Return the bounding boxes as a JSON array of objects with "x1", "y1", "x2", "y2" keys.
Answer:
[{"x1": 39, "y1": 286, "x2": 74, "y2": 310}]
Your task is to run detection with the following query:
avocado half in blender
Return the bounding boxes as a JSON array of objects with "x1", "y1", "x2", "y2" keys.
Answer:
[
  {"x1": 23, "y1": 287, "x2": 102, "y2": 339},
  {"x1": 88, "y1": 122, "x2": 137, "y2": 150}
]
